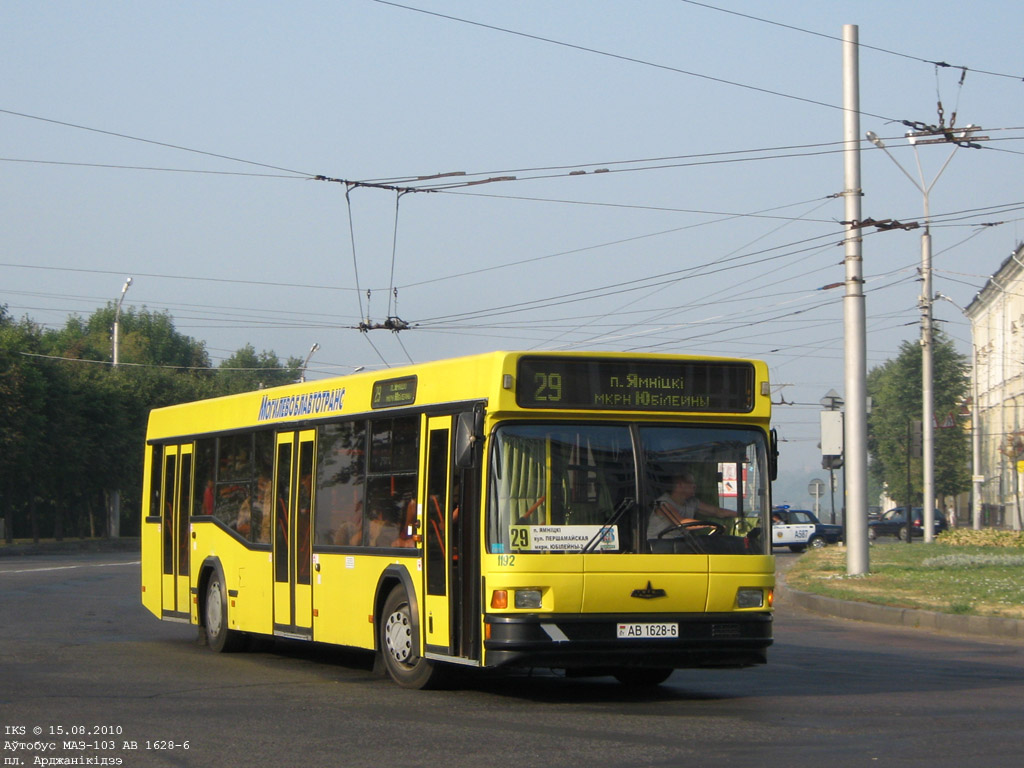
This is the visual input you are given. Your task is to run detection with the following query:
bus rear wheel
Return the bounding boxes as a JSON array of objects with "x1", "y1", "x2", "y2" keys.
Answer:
[
  {"x1": 204, "y1": 574, "x2": 245, "y2": 652},
  {"x1": 379, "y1": 586, "x2": 443, "y2": 689}
]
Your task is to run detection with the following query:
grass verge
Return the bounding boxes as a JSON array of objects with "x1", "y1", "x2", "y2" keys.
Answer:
[{"x1": 786, "y1": 530, "x2": 1024, "y2": 620}]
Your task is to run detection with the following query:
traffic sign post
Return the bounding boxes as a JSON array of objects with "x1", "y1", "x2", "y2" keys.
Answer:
[{"x1": 808, "y1": 478, "x2": 826, "y2": 518}]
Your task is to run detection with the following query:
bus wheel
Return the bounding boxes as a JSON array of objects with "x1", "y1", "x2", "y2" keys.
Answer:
[
  {"x1": 204, "y1": 574, "x2": 244, "y2": 653},
  {"x1": 613, "y1": 668, "x2": 673, "y2": 686},
  {"x1": 379, "y1": 586, "x2": 442, "y2": 689}
]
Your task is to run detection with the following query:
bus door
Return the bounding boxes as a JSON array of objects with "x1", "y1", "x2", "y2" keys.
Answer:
[
  {"x1": 160, "y1": 443, "x2": 193, "y2": 619},
  {"x1": 423, "y1": 416, "x2": 457, "y2": 654},
  {"x1": 272, "y1": 430, "x2": 315, "y2": 638}
]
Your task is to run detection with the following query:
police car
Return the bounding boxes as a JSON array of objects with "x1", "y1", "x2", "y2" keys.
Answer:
[{"x1": 771, "y1": 507, "x2": 843, "y2": 552}]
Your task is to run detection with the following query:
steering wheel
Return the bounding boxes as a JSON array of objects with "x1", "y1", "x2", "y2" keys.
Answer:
[{"x1": 657, "y1": 519, "x2": 727, "y2": 538}]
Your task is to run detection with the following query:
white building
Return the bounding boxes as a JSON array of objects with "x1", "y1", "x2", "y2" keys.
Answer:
[{"x1": 965, "y1": 242, "x2": 1024, "y2": 530}]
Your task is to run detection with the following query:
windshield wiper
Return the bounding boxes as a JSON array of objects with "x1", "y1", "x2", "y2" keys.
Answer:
[{"x1": 582, "y1": 497, "x2": 636, "y2": 553}]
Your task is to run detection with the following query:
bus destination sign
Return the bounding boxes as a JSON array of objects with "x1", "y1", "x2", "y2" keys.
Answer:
[
  {"x1": 516, "y1": 357, "x2": 754, "y2": 413},
  {"x1": 371, "y1": 375, "x2": 418, "y2": 409}
]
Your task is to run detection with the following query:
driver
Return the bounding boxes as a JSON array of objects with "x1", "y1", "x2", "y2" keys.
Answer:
[{"x1": 647, "y1": 470, "x2": 735, "y2": 541}]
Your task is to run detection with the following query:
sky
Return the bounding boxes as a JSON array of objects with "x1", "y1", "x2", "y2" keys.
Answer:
[{"x1": 3, "y1": 1, "x2": 1022, "y2": 510}]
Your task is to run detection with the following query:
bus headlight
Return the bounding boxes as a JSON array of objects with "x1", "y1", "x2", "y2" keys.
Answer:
[
  {"x1": 514, "y1": 589, "x2": 543, "y2": 609},
  {"x1": 736, "y1": 588, "x2": 764, "y2": 609}
]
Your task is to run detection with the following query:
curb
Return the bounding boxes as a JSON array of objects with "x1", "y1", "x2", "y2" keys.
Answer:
[{"x1": 779, "y1": 582, "x2": 1024, "y2": 643}]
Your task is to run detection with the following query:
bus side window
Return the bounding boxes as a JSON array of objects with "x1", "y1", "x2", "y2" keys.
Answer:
[{"x1": 314, "y1": 421, "x2": 366, "y2": 547}]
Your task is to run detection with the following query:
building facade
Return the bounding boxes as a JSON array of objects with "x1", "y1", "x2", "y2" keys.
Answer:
[{"x1": 965, "y1": 242, "x2": 1024, "y2": 529}]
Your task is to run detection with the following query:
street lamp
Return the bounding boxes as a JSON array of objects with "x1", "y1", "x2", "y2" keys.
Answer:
[
  {"x1": 865, "y1": 131, "x2": 961, "y2": 543},
  {"x1": 112, "y1": 276, "x2": 133, "y2": 367},
  {"x1": 300, "y1": 342, "x2": 320, "y2": 383},
  {"x1": 108, "y1": 276, "x2": 133, "y2": 539}
]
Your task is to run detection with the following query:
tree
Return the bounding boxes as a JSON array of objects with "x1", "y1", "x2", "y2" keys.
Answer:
[
  {"x1": 0, "y1": 307, "x2": 48, "y2": 541},
  {"x1": 0, "y1": 301, "x2": 304, "y2": 541},
  {"x1": 42, "y1": 304, "x2": 211, "y2": 370},
  {"x1": 216, "y1": 344, "x2": 303, "y2": 393},
  {"x1": 867, "y1": 329, "x2": 970, "y2": 507}
]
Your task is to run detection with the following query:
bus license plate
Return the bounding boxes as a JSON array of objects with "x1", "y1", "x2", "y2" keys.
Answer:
[{"x1": 617, "y1": 622, "x2": 679, "y2": 639}]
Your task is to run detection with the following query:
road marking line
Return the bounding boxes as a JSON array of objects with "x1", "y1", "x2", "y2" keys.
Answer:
[{"x1": 0, "y1": 560, "x2": 140, "y2": 575}]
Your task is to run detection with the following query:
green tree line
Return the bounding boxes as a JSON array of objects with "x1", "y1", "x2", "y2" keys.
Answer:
[
  {"x1": 1, "y1": 303, "x2": 303, "y2": 542},
  {"x1": 867, "y1": 329, "x2": 971, "y2": 508}
]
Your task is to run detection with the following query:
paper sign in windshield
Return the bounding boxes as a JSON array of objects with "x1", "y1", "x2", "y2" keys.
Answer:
[{"x1": 509, "y1": 524, "x2": 619, "y2": 552}]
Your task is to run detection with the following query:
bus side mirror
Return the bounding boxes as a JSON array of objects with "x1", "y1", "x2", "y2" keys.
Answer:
[
  {"x1": 455, "y1": 410, "x2": 483, "y2": 469},
  {"x1": 769, "y1": 428, "x2": 779, "y2": 481}
]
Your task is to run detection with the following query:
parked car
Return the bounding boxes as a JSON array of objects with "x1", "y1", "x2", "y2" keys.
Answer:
[
  {"x1": 771, "y1": 507, "x2": 844, "y2": 552},
  {"x1": 867, "y1": 506, "x2": 883, "y2": 521},
  {"x1": 867, "y1": 507, "x2": 948, "y2": 541}
]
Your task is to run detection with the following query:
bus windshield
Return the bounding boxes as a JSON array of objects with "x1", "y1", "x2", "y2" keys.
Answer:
[{"x1": 488, "y1": 423, "x2": 769, "y2": 555}]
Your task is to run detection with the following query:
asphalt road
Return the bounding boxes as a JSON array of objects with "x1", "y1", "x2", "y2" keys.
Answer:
[{"x1": 2, "y1": 551, "x2": 1022, "y2": 767}]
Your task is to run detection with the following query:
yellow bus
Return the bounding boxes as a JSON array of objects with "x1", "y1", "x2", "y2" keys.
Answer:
[{"x1": 141, "y1": 351, "x2": 776, "y2": 688}]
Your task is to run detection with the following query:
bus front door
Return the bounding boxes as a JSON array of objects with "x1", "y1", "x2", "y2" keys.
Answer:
[
  {"x1": 160, "y1": 443, "x2": 193, "y2": 620},
  {"x1": 423, "y1": 417, "x2": 456, "y2": 654},
  {"x1": 272, "y1": 430, "x2": 315, "y2": 638}
]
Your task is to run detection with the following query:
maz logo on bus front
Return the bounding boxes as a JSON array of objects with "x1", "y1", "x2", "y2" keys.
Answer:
[
  {"x1": 257, "y1": 387, "x2": 345, "y2": 422},
  {"x1": 630, "y1": 581, "x2": 668, "y2": 599}
]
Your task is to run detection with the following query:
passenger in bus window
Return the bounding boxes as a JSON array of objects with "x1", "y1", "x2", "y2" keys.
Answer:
[
  {"x1": 253, "y1": 474, "x2": 273, "y2": 543},
  {"x1": 235, "y1": 495, "x2": 252, "y2": 538},
  {"x1": 331, "y1": 500, "x2": 363, "y2": 546},
  {"x1": 368, "y1": 504, "x2": 399, "y2": 547},
  {"x1": 393, "y1": 498, "x2": 418, "y2": 548},
  {"x1": 647, "y1": 470, "x2": 734, "y2": 540},
  {"x1": 202, "y1": 480, "x2": 214, "y2": 516}
]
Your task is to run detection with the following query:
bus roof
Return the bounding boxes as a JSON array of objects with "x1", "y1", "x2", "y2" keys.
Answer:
[{"x1": 146, "y1": 350, "x2": 770, "y2": 441}]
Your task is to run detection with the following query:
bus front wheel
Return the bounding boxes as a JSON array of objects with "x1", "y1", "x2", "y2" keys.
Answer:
[
  {"x1": 204, "y1": 574, "x2": 245, "y2": 652},
  {"x1": 379, "y1": 586, "x2": 443, "y2": 689}
]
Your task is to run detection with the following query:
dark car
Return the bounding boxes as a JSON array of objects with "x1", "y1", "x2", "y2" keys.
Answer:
[
  {"x1": 868, "y1": 507, "x2": 948, "y2": 541},
  {"x1": 771, "y1": 507, "x2": 844, "y2": 552}
]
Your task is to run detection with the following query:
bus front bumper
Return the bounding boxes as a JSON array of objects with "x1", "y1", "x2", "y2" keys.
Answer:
[{"x1": 483, "y1": 612, "x2": 772, "y2": 670}]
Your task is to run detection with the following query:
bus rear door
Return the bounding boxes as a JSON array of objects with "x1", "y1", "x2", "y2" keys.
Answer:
[
  {"x1": 273, "y1": 430, "x2": 315, "y2": 638},
  {"x1": 160, "y1": 443, "x2": 193, "y2": 620},
  {"x1": 423, "y1": 416, "x2": 454, "y2": 653}
]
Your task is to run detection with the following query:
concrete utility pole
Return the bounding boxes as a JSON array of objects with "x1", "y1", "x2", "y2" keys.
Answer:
[
  {"x1": 936, "y1": 293, "x2": 983, "y2": 530},
  {"x1": 842, "y1": 25, "x2": 869, "y2": 575}
]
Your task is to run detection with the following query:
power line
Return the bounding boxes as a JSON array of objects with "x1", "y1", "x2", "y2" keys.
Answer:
[
  {"x1": 18, "y1": 350, "x2": 296, "y2": 372},
  {"x1": 677, "y1": 0, "x2": 1024, "y2": 82},
  {"x1": 0, "y1": 261, "x2": 364, "y2": 293},
  {"x1": 0, "y1": 156, "x2": 306, "y2": 179},
  {"x1": 414, "y1": 233, "x2": 840, "y2": 327},
  {"x1": 0, "y1": 108, "x2": 316, "y2": 177},
  {"x1": 371, "y1": 0, "x2": 899, "y2": 122},
  {"x1": 397, "y1": 194, "x2": 839, "y2": 290}
]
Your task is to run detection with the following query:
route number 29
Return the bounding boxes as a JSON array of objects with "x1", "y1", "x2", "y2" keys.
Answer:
[
  {"x1": 533, "y1": 372, "x2": 562, "y2": 402},
  {"x1": 510, "y1": 527, "x2": 530, "y2": 549}
]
